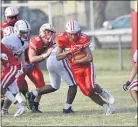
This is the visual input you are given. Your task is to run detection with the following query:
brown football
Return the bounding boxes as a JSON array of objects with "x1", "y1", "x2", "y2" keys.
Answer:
[{"x1": 73, "y1": 51, "x2": 86, "y2": 60}]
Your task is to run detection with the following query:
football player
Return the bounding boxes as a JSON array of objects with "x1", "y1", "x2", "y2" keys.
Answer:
[
  {"x1": 56, "y1": 20, "x2": 115, "y2": 115},
  {"x1": 1, "y1": 6, "x2": 20, "y2": 38},
  {"x1": 123, "y1": 50, "x2": 138, "y2": 119},
  {"x1": 1, "y1": 42, "x2": 26, "y2": 117},
  {"x1": 1, "y1": 26, "x2": 15, "y2": 110},
  {"x1": 1, "y1": 20, "x2": 31, "y2": 115},
  {"x1": 26, "y1": 23, "x2": 77, "y2": 113}
]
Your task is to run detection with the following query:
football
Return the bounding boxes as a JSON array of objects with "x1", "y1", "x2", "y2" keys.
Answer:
[{"x1": 73, "y1": 51, "x2": 86, "y2": 60}]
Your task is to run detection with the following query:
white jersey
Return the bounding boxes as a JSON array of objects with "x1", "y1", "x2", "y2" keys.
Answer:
[
  {"x1": 2, "y1": 34, "x2": 28, "y2": 56},
  {"x1": 133, "y1": 50, "x2": 138, "y2": 63},
  {"x1": 1, "y1": 34, "x2": 27, "y2": 93},
  {"x1": 46, "y1": 46, "x2": 76, "y2": 89}
]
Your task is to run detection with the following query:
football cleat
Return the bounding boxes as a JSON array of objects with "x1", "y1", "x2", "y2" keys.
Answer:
[
  {"x1": 63, "y1": 107, "x2": 74, "y2": 114},
  {"x1": 31, "y1": 102, "x2": 42, "y2": 113},
  {"x1": 14, "y1": 105, "x2": 26, "y2": 117},
  {"x1": 25, "y1": 92, "x2": 35, "y2": 110},
  {"x1": 103, "y1": 103, "x2": 115, "y2": 115},
  {"x1": 100, "y1": 89, "x2": 115, "y2": 104}
]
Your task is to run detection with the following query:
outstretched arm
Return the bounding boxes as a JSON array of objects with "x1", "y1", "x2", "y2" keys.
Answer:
[
  {"x1": 56, "y1": 46, "x2": 71, "y2": 61},
  {"x1": 128, "y1": 62, "x2": 137, "y2": 82},
  {"x1": 28, "y1": 48, "x2": 53, "y2": 64}
]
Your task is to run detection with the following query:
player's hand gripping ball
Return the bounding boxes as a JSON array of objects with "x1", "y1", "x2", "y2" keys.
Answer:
[{"x1": 73, "y1": 51, "x2": 86, "y2": 60}]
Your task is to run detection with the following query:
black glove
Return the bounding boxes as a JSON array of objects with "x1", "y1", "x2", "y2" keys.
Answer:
[{"x1": 123, "y1": 81, "x2": 131, "y2": 91}]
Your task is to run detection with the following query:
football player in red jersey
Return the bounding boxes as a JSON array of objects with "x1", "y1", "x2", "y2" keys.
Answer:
[
  {"x1": 26, "y1": 23, "x2": 77, "y2": 113},
  {"x1": 25, "y1": 23, "x2": 55, "y2": 113},
  {"x1": 1, "y1": 6, "x2": 20, "y2": 38},
  {"x1": 1, "y1": 20, "x2": 31, "y2": 115},
  {"x1": 56, "y1": 20, "x2": 115, "y2": 115},
  {"x1": 1, "y1": 42, "x2": 26, "y2": 117}
]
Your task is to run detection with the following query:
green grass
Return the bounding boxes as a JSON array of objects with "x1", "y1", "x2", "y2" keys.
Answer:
[{"x1": 1, "y1": 49, "x2": 137, "y2": 126}]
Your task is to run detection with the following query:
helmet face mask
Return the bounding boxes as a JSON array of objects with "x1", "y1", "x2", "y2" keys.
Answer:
[
  {"x1": 5, "y1": 6, "x2": 20, "y2": 25},
  {"x1": 65, "y1": 20, "x2": 81, "y2": 42},
  {"x1": 14, "y1": 20, "x2": 31, "y2": 41},
  {"x1": 66, "y1": 30, "x2": 81, "y2": 42},
  {"x1": 39, "y1": 23, "x2": 56, "y2": 45}
]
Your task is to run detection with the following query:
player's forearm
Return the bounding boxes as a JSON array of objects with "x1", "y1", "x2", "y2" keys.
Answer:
[
  {"x1": 19, "y1": 53, "x2": 26, "y2": 67},
  {"x1": 128, "y1": 63, "x2": 137, "y2": 82},
  {"x1": 29, "y1": 54, "x2": 47, "y2": 63},
  {"x1": 73, "y1": 55, "x2": 92, "y2": 64},
  {"x1": 56, "y1": 50, "x2": 71, "y2": 61}
]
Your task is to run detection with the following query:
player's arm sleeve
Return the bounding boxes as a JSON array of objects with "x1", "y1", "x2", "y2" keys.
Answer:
[
  {"x1": 84, "y1": 36, "x2": 91, "y2": 47},
  {"x1": 56, "y1": 35, "x2": 64, "y2": 48},
  {"x1": 29, "y1": 39, "x2": 37, "y2": 52}
]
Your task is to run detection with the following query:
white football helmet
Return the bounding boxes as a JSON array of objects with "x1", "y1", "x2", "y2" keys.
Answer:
[
  {"x1": 14, "y1": 20, "x2": 31, "y2": 41},
  {"x1": 39, "y1": 23, "x2": 56, "y2": 34},
  {"x1": 39, "y1": 23, "x2": 56, "y2": 44},
  {"x1": 65, "y1": 20, "x2": 81, "y2": 33},
  {"x1": 3, "y1": 26, "x2": 15, "y2": 37},
  {"x1": 5, "y1": 6, "x2": 19, "y2": 17},
  {"x1": 5, "y1": 6, "x2": 20, "y2": 25}
]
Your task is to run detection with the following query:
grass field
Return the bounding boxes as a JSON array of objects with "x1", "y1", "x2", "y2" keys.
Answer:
[{"x1": 1, "y1": 49, "x2": 137, "y2": 126}]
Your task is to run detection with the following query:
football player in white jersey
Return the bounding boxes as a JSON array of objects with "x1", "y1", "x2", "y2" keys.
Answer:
[
  {"x1": 123, "y1": 50, "x2": 138, "y2": 119},
  {"x1": 26, "y1": 23, "x2": 77, "y2": 113},
  {"x1": 1, "y1": 20, "x2": 31, "y2": 115},
  {"x1": 46, "y1": 42, "x2": 77, "y2": 113}
]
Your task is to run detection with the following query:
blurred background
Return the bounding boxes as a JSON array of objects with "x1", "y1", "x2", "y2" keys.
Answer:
[{"x1": 1, "y1": 1, "x2": 137, "y2": 70}]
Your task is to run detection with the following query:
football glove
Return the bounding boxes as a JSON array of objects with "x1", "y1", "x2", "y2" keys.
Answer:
[{"x1": 123, "y1": 81, "x2": 131, "y2": 91}]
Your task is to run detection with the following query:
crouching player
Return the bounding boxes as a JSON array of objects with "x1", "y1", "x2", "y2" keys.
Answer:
[
  {"x1": 1, "y1": 43, "x2": 26, "y2": 117},
  {"x1": 123, "y1": 50, "x2": 138, "y2": 119}
]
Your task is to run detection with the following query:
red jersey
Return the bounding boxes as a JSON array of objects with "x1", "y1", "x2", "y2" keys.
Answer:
[
  {"x1": 1, "y1": 22, "x2": 10, "y2": 29},
  {"x1": 29, "y1": 36, "x2": 53, "y2": 56},
  {"x1": 1, "y1": 43, "x2": 20, "y2": 67},
  {"x1": 56, "y1": 32, "x2": 91, "y2": 68},
  {"x1": 1, "y1": 22, "x2": 12, "y2": 38},
  {"x1": 56, "y1": 32, "x2": 90, "y2": 48}
]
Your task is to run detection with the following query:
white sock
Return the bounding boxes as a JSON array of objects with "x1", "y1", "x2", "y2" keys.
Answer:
[
  {"x1": 64, "y1": 103, "x2": 72, "y2": 109},
  {"x1": 4, "y1": 91, "x2": 16, "y2": 104},
  {"x1": 15, "y1": 103, "x2": 20, "y2": 110},
  {"x1": 15, "y1": 93, "x2": 24, "y2": 103},
  {"x1": 32, "y1": 90, "x2": 38, "y2": 97}
]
